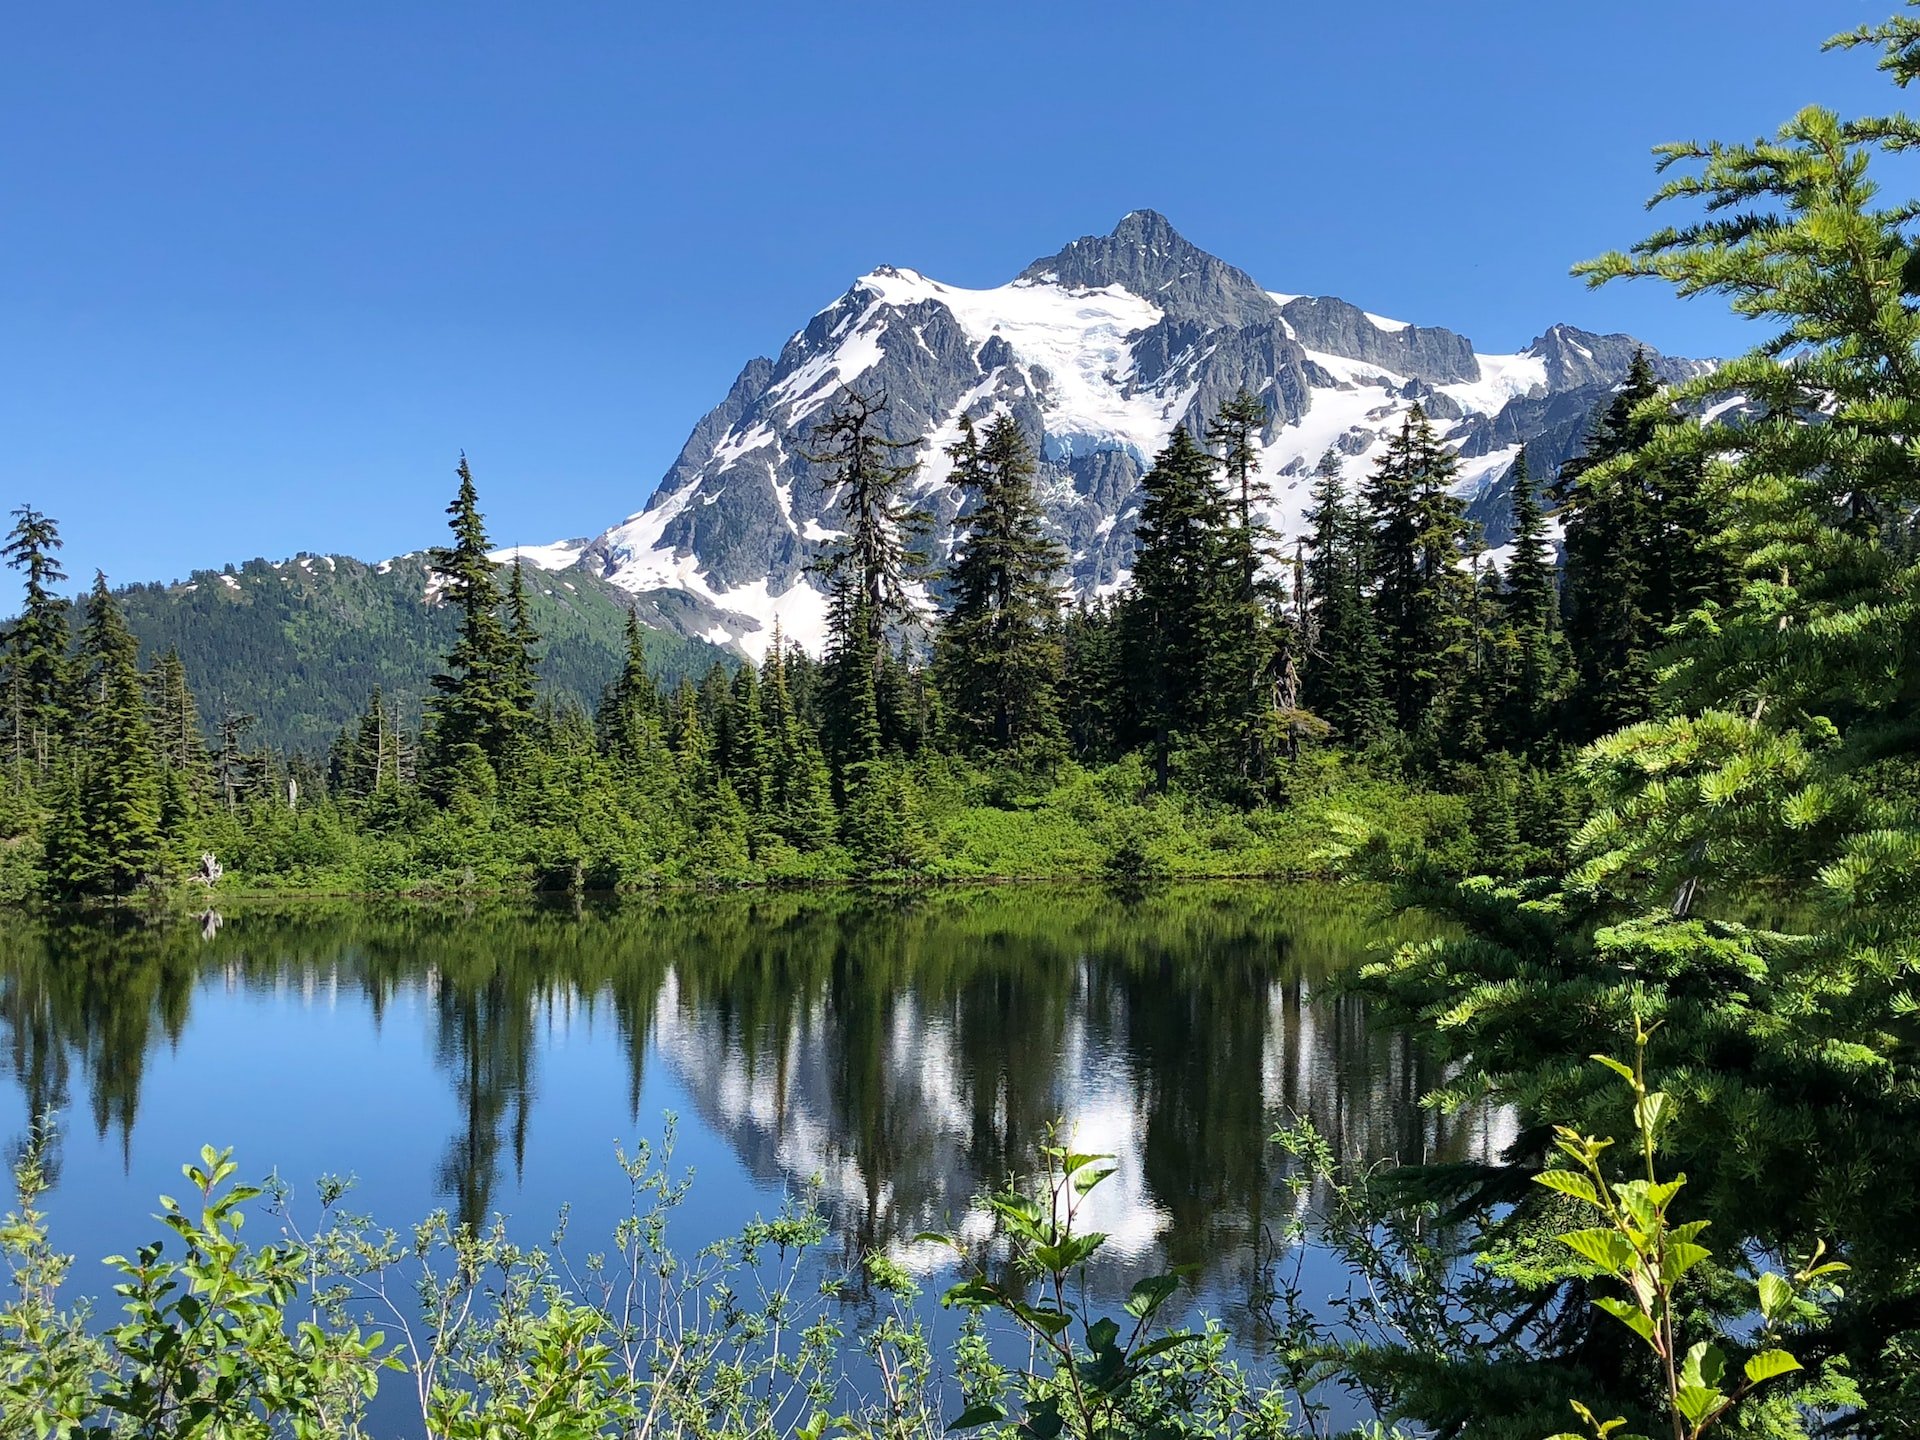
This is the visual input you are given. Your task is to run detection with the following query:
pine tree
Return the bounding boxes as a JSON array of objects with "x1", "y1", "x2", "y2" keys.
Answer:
[
  {"x1": 1058, "y1": 599, "x2": 1126, "y2": 763},
  {"x1": 144, "y1": 649, "x2": 207, "y2": 773},
  {"x1": 1489, "y1": 452, "x2": 1569, "y2": 755},
  {"x1": 1557, "y1": 352, "x2": 1662, "y2": 735},
  {"x1": 501, "y1": 557, "x2": 541, "y2": 741},
  {"x1": 724, "y1": 661, "x2": 773, "y2": 835},
  {"x1": 1, "y1": 505, "x2": 69, "y2": 770},
  {"x1": 1205, "y1": 390, "x2": 1284, "y2": 786},
  {"x1": 1300, "y1": 451, "x2": 1389, "y2": 744},
  {"x1": 216, "y1": 708, "x2": 265, "y2": 810},
  {"x1": 1361, "y1": 406, "x2": 1475, "y2": 745},
  {"x1": 425, "y1": 455, "x2": 518, "y2": 796},
  {"x1": 806, "y1": 388, "x2": 928, "y2": 774},
  {"x1": 45, "y1": 575, "x2": 163, "y2": 898},
  {"x1": 335, "y1": 686, "x2": 402, "y2": 799},
  {"x1": 1121, "y1": 425, "x2": 1231, "y2": 787},
  {"x1": 936, "y1": 414, "x2": 1067, "y2": 759},
  {"x1": 758, "y1": 625, "x2": 836, "y2": 849},
  {"x1": 144, "y1": 648, "x2": 213, "y2": 841},
  {"x1": 598, "y1": 608, "x2": 663, "y2": 764}
]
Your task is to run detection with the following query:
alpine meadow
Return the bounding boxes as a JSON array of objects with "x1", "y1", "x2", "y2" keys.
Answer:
[{"x1": 5, "y1": 6, "x2": 1920, "y2": 1439}]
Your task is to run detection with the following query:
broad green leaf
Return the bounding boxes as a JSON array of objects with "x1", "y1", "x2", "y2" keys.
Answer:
[
  {"x1": 1124, "y1": 1274, "x2": 1180, "y2": 1319},
  {"x1": 1661, "y1": 1241, "x2": 1711, "y2": 1285},
  {"x1": 1534, "y1": 1169, "x2": 1602, "y2": 1207},
  {"x1": 1590, "y1": 1054, "x2": 1637, "y2": 1083},
  {"x1": 1559, "y1": 1227, "x2": 1632, "y2": 1271},
  {"x1": 1757, "y1": 1271, "x2": 1793, "y2": 1320},
  {"x1": 945, "y1": 1402, "x2": 1005, "y2": 1431},
  {"x1": 1680, "y1": 1341, "x2": 1726, "y2": 1392},
  {"x1": 1745, "y1": 1349, "x2": 1802, "y2": 1383},
  {"x1": 1594, "y1": 1296, "x2": 1656, "y2": 1345},
  {"x1": 1675, "y1": 1384, "x2": 1723, "y2": 1427},
  {"x1": 1635, "y1": 1090, "x2": 1672, "y2": 1137},
  {"x1": 1131, "y1": 1332, "x2": 1201, "y2": 1361},
  {"x1": 1071, "y1": 1165, "x2": 1117, "y2": 1195}
]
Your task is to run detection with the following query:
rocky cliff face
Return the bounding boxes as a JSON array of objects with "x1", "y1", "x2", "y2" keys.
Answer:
[{"x1": 514, "y1": 211, "x2": 1708, "y2": 657}]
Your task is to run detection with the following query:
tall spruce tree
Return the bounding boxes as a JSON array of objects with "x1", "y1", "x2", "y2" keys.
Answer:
[
  {"x1": 45, "y1": 575, "x2": 163, "y2": 898},
  {"x1": 1488, "y1": 451, "x2": 1568, "y2": 755},
  {"x1": 1205, "y1": 390, "x2": 1284, "y2": 785},
  {"x1": 805, "y1": 388, "x2": 928, "y2": 775},
  {"x1": 502, "y1": 557, "x2": 541, "y2": 738},
  {"x1": 598, "y1": 608, "x2": 663, "y2": 764},
  {"x1": 1361, "y1": 406, "x2": 1475, "y2": 744},
  {"x1": 425, "y1": 456, "x2": 519, "y2": 795},
  {"x1": 1558, "y1": 350, "x2": 1729, "y2": 741},
  {"x1": 1, "y1": 505, "x2": 69, "y2": 770},
  {"x1": 1301, "y1": 450, "x2": 1389, "y2": 744},
  {"x1": 1558, "y1": 351, "x2": 1662, "y2": 734},
  {"x1": 935, "y1": 414, "x2": 1067, "y2": 758},
  {"x1": 1058, "y1": 599, "x2": 1126, "y2": 763},
  {"x1": 758, "y1": 625, "x2": 836, "y2": 849},
  {"x1": 145, "y1": 648, "x2": 213, "y2": 839},
  {"x1": 1120, "y1": 425, "x2": 1231, "y2": 787}
]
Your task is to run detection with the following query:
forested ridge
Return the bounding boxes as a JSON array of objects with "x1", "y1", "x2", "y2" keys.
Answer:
[
  {"x1": 110, "y1": 551, "x2": 726, "y2": 756},
  {"x1": 6, "y1": 8, "x2": 1920, "y2": 1436}
]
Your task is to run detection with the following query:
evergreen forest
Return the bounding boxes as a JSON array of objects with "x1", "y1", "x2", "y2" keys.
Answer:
[{"x1": 8, "y1": 8, "x2": 1920, "y2": 1438}]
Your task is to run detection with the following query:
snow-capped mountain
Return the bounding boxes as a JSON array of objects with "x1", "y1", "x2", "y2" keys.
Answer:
[{"x1": 508, "y1": 211, "x2": 1707, "y2": 659}]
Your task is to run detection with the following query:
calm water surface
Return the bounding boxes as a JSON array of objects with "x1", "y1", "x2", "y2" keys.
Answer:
[{"x1": 0, "y1": 885, "x2": 1502, "y2": 1419}]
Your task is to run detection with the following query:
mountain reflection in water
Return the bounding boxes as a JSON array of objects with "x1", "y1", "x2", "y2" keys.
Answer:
[{"x1": 0, "y1": 886, "x2": 1509, "y2": 1331}]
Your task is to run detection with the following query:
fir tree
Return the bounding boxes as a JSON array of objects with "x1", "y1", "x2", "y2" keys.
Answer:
[
  {"x1": 144, "y1": 648, "x2": 213, "y2": 841},
  {"x1": 1121, "y1": 425, "x2": 1231, "y2": 787},
  {"x1": 936, "y1": 414, "x2": 1067, "y2": 759},
  {"x1": 598, "y1": 608, "x2": 663, "y2": 765},
  {"x1": 723, "y1": 661, "x2": 774, "y2": 837},
  {"x1": 501, "y1": 557, "x2": 541, "y2": 739},
  {"x1": 1489, "y1": 452, "x2": 1569, "y2": 755},
  {"x1": 1361, "y1": 406, "x2": 1475, "y2": 744},
  {"x1": 425, "y1": 455, "x2": 518, "y2": 795},
  {"x1": 758, "y1": 625, "x2": 836, "y2": 849},
  {"x1": 216, "y1": 708, "x2": 265, "y2": 810},
  {"x1": 806, "y1": 388, "x2": 928, "y2": 774},
  {"x1": 335, "y1": 686, "x2": 402, "y2": 799},
  {"x1": 1058, "y1": 599, "x2": 1126, "y2": 763},
  {"x1": 1300, "y1": 450, "x2": 1389, "y2": 744},
  {"x1": 45, "y1": 575, "x2": 162, "y2": 898},
  {"x1": 1205, "y1": 390, "x2": 1283, "y2": 786},
  {"x1": 1359, "y1": 21, "x2": 1920, "y2": 1425},
  {"x1": 1, "y1": 505, "x2": 69, "y2": 770},
  {"x1": 1557, "y1": 351, "x2": 1662, "y2": 735}
]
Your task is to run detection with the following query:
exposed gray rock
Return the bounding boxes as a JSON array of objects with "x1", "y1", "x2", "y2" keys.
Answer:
[
  {"x1": 547, "y1": 212, "x2": 1708, "y2": 653},
  {"x1": 1280, "y1": 297, "x2": 1480, "y2": 384},
  {"x1": 1019, "y1": 209, "x2": 1278, "y2": 330}
]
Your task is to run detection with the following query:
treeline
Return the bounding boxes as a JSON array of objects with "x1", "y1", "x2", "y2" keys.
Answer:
[{"x1": 0, "y1": 345, "x2": 1723, "y2": 900}]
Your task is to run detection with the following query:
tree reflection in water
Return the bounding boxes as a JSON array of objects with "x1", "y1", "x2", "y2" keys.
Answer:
[{"x1": 0, "y1": 886, "x2": 1504, "y2": 1314}]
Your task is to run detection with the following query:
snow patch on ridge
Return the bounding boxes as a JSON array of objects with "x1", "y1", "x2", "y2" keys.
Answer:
[{"x1": 488, "y1": 540, "x2": 589, "y2": 572}]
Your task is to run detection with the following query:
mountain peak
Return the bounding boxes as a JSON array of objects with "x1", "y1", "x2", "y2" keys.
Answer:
[
  {"x1": 510, "y1": 217, "x2": 1707, "y2": 659},
  {"x1": 1017, "y1": 211, "x2": 1275, "y2": 328},
  {"x1": 1109, "y1": 208, "x2": 1184, "y2": 251}
]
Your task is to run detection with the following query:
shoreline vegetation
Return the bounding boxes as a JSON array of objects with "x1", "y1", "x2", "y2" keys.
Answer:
[{"x1": 7, "y1": 7, "x2": 1920, "y2": 1436}]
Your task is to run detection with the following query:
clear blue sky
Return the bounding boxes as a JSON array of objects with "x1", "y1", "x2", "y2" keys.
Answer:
[{"x1": 0, "y1": 1, "x2": 1898, "y2": 589}]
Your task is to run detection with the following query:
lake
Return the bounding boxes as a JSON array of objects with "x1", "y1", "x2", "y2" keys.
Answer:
[{"x1": 0, "y1": 884, "x2": 1505, "y2": 1426}]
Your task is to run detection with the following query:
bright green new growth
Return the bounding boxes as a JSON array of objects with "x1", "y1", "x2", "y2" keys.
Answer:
[
  {"x1": 931, "y1": 1133, "x2": 1290, "y2": 1439},
  {"x1": 1541, "y1": 1022, "x2": 1844, "y2": 1440}
]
